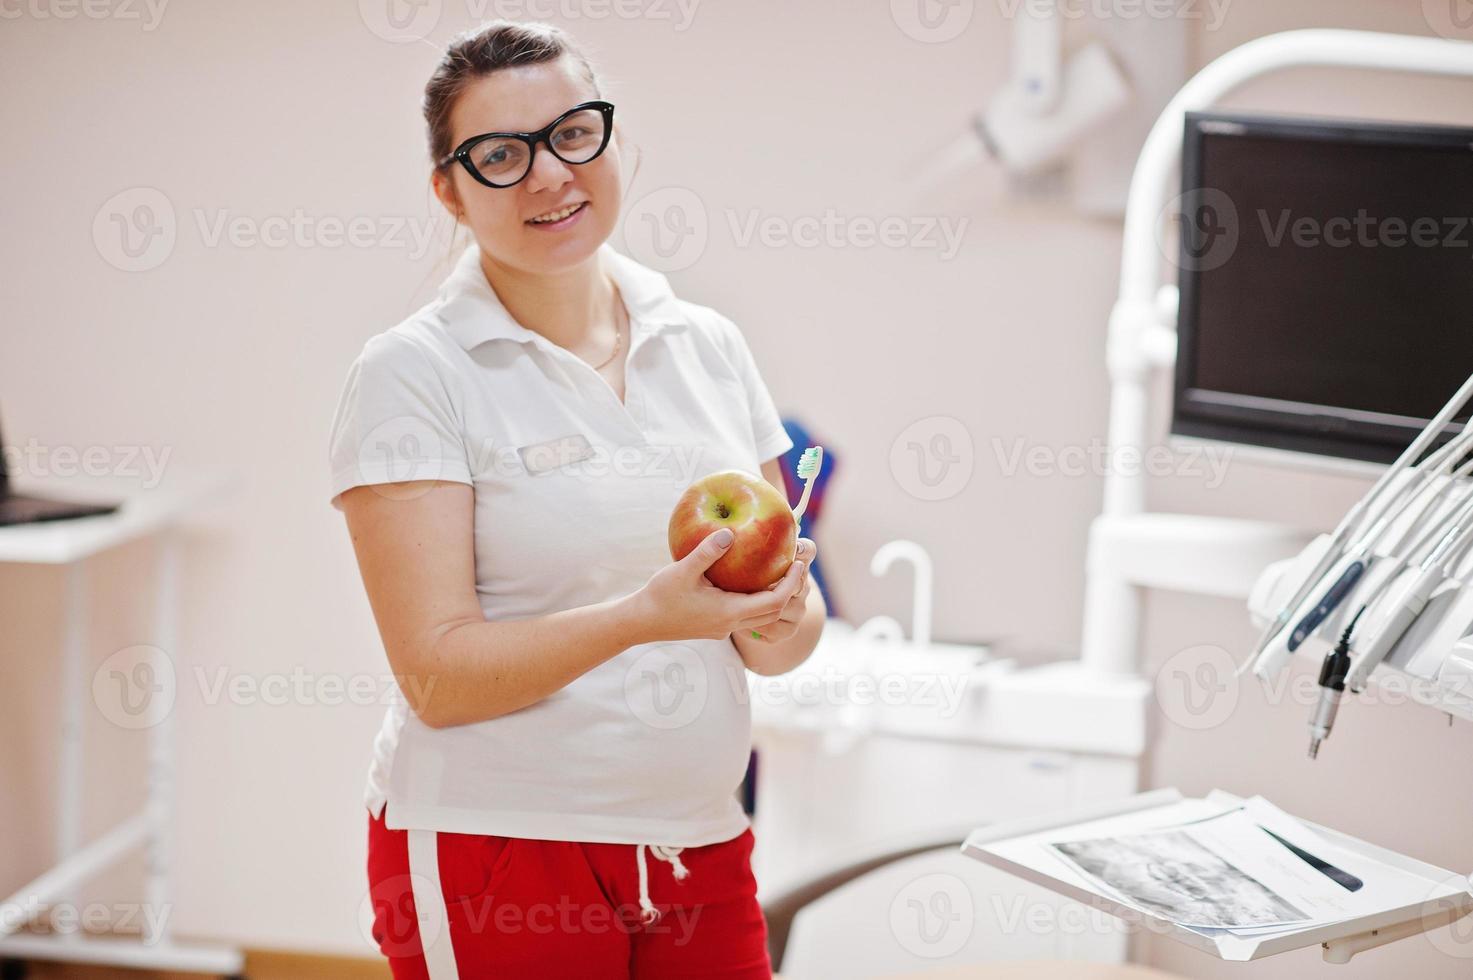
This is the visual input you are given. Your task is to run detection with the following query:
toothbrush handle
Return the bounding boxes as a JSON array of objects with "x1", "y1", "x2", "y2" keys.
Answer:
[{"x1": 792, "y1": 477, "x2": 816, "y2": 522}]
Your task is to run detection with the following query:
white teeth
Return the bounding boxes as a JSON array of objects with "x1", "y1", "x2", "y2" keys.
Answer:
[{"x1": 530, "y1": 203, "x2": 583, "y2": 224}]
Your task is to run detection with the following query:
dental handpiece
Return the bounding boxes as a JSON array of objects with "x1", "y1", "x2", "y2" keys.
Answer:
[
  {"x1": 1249, "y1": 511, "x2": 1398, "y2": 680},
  {"x1": 1309, "y1": 468, "x2": 1473, "y2": 754},
  {"x1": 1252, "y1": 432, "x2": 1473, "y2": 678},
  {"x1": 1343, "y1": 519, "x2": 1473, "y2": 692},
  {"x1": 1286, "y1": 557, "x2": 1366, "y2": 652},
  {"x1": 1309, "y1": 611, "x2": 1360, "y2": 759},
  {"x1": 1249, "y1": 465, "x2": 1428, "y2": 672}
]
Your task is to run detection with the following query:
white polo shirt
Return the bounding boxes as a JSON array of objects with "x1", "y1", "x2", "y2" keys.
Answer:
[{"x1": 327, "y1": 241, "x2": 793, "y2": 845}]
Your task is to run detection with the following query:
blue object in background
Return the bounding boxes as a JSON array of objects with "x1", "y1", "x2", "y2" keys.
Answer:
[{"x1": 739, "y1": 747, "x2": 758, "y2": 816}]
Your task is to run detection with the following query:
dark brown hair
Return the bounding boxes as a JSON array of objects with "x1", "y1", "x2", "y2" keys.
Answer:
[{"x1": 423, "y1": 20, "x2": 602, "y2": 174}]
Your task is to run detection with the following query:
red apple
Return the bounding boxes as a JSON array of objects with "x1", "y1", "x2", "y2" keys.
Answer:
[{"x1": 668, "y1": 469, "x2": 798, "y2": 593}]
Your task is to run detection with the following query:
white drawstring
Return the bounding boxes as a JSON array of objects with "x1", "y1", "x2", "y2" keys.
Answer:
[{"x1": 635, "y1": 843, "x2": 690, "y2": 924}]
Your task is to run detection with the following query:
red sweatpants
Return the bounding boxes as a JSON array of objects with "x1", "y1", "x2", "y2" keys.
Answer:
[{"x1": 366, "y1": 808, "x2": 773, "y2": 979}]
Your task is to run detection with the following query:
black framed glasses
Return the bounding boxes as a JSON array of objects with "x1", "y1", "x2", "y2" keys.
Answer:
[{"x1": 438, "y1": 100, "x2": 615, "y2": 189}]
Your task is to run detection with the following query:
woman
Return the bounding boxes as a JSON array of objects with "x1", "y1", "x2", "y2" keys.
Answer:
[{"x1": 327, "y1": 19, "x2": 826, "y2": 980}]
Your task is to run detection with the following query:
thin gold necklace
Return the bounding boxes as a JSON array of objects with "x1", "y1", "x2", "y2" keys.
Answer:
[{"x1": 590, "y1": 297, "x2": 627, "y2": 371}]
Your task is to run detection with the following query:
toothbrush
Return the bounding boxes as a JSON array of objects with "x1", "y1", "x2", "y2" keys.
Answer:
[
  {"x1": 751, "y1": 447, "x2": 824, "y2": 640},
  {"x1": 791, "y1": 446, "x2": 823, "y2": 522}
]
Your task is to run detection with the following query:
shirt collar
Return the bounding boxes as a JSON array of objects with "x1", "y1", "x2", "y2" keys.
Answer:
[{"x1": 433, "y1": 241, "x2": 687, "y2": 352}]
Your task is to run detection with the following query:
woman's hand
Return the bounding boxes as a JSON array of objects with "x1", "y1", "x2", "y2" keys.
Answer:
[
  {"x1": 744, "y1": 538, "x2": 816, "y2": 642},
  {"x1": 634, "y1": 529, "x2": 807, "y2": 642}
]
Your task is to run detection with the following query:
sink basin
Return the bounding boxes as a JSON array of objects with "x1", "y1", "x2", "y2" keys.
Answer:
[{"x1": 747, "y1": 617, "x2": 1003, "y2": 747}]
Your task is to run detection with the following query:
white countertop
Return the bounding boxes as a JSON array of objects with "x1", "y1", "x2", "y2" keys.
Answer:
[{"x1": 0, "y1": 466, "x2": 241, "y2": 564}]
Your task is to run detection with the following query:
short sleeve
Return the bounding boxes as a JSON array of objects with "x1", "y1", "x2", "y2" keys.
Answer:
[
  {"x1": 326, "y1": 333, "x2": 473, "y2": 511},
  {"x1": 713, "y1": 313, "x2": 795, "y2": 463}
]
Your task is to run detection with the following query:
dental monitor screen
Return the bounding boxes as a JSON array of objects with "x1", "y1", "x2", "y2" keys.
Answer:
[{"x1": 1172, "y1": 112, "x2": 1473, "y2": 465}]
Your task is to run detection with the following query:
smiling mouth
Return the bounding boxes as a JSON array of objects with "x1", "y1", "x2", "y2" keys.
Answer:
[{"x1": 527, "y1": 201, "x2": 589, "y2": 225}]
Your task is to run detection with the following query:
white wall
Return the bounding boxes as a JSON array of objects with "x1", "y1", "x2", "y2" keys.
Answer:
[{"x1": 3, "y1": 0, "x2": 1472, "y2": 972}]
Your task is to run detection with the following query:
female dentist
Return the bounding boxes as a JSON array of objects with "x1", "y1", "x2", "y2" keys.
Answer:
[{"x1": 327, "y1": 19, "x2": 826, "y2": 980}]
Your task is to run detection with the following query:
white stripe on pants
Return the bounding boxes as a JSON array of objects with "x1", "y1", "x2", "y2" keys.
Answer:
[{"x1": 407, "y1": 829, "x2": 460, "y2": 980}]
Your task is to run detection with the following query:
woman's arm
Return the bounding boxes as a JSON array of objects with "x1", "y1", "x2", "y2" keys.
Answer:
[
  {"x1": 338, "y1": 477, "x2": 803, "y2": 729},
  {"x1": 729, "y1": 457, "x2": 827, "y2": 676}
]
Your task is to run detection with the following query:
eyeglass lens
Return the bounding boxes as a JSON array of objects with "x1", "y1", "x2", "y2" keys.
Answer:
[{"x1": 468, "y1": 107, "x2": 607, "y2": 185}]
